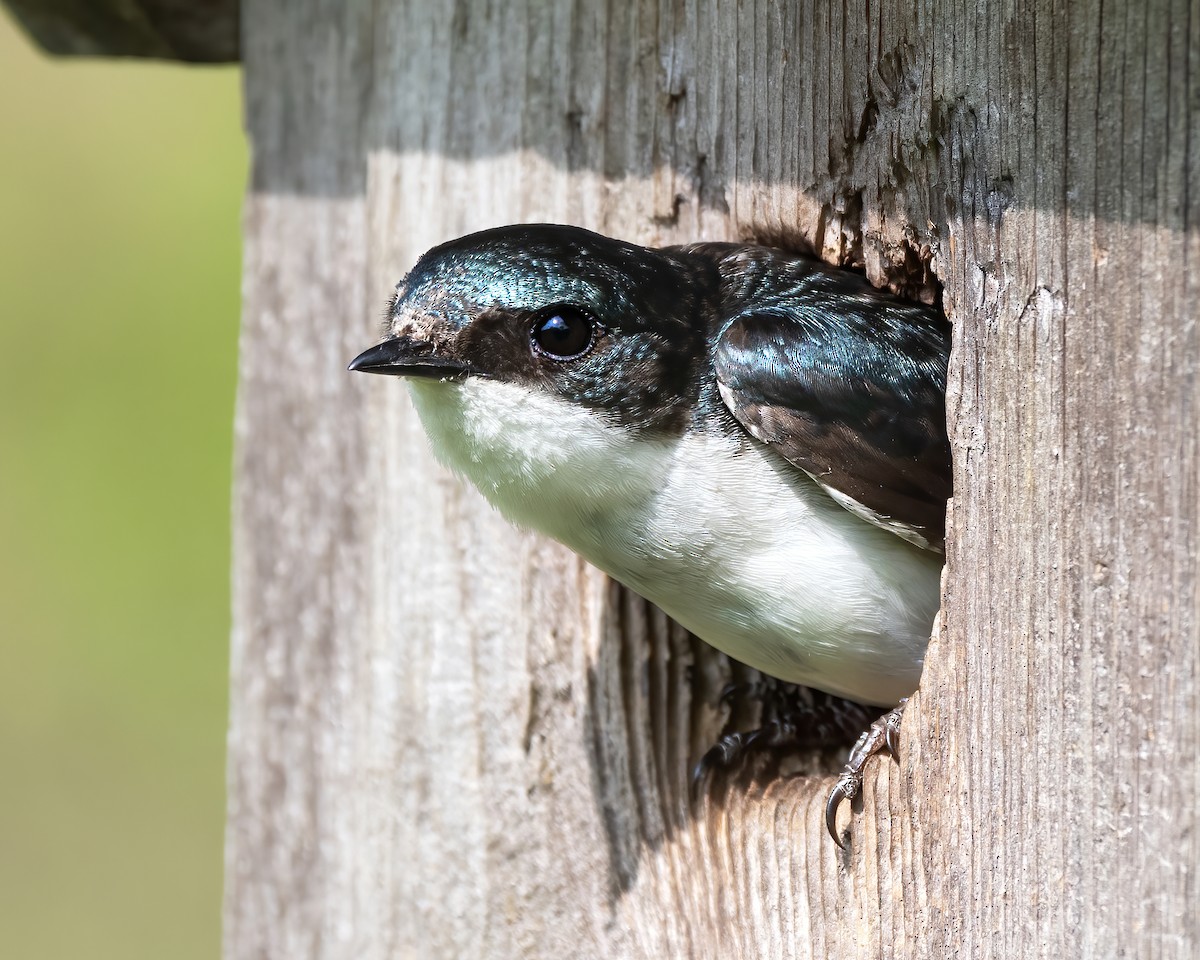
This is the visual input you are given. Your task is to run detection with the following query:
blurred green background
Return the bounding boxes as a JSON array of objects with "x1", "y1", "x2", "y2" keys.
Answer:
[{"x1": 0, "y1": 14, "x2": 244, "y2": 960}]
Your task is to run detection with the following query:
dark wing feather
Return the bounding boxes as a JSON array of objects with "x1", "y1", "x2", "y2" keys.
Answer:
[{"x1": 713, "y1": 264, "x2": 951, "y2": 551}]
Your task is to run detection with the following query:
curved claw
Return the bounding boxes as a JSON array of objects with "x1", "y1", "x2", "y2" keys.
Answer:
[
  {"x1": 690, "y1": 732, "x2": 748, "y2": 801},
  {"x1": 691, "y1": 719, "x2": 798, "y2": 802},
  {"x1": 883, "y1": 697, "x2": 908, "y2": 757},
  {"x1": 690, "y1": 754, "x2": 714, "y2": 803},
  {"x1": 884, "y1": 719, "x2": 902, "y2": 757},
  {"x1": 824, "y1": 700, "x2": 907, "y2": 846},
  {"x1": 824, "y1": 774, "x2": 861, "y2": 848},
  {"x1": 689, "y1": 759, "x2": 706, "y2": 802}
]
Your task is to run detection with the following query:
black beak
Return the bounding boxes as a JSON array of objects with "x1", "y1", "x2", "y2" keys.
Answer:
[{"x1": 348, "y1": 336, "x2": 472, "y2": 380}]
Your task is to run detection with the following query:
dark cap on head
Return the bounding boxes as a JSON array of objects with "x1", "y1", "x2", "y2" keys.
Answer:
[{"x1": 350, "y1": 224, "x2": 716, "y2": 432}]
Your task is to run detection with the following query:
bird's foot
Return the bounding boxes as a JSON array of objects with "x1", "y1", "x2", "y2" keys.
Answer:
[
  {"x1": 691, "y1": 718, "x2": 797, "y2": 799},
  {"x1": 824, "y1": 697, "x2": 908, "y2": 848},
  {"x1": 691, "y1": 682, "x2": 881, "y2": 801}
]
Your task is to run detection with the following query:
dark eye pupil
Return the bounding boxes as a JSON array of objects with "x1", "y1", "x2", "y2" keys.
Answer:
[{"x1": 532, "y1": 309, "x2": 594, "y2": 359}]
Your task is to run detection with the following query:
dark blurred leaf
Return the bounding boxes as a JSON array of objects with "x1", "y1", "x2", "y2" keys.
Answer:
[{"x1": 3, "y1": 0, "x2": 239, "y2": 62}]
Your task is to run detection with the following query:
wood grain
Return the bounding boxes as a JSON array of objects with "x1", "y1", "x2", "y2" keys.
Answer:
[{"x1": 225, "y1": 0, "x2": 1199, "y2": 956}]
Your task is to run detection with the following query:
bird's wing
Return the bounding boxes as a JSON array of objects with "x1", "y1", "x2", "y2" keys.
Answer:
[{"x1": 713, "y1": 267, "x2": 951, "y2": 551}]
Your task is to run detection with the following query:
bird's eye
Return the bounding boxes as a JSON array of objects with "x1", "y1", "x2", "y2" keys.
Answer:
[{"x1": 530, "y1": 307, "x2": 598, "y2": 360}]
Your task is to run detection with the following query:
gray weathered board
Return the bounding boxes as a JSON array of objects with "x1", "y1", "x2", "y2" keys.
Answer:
[{"x1": 10, "y1": 0, "x2": 1196, "y2": 956}]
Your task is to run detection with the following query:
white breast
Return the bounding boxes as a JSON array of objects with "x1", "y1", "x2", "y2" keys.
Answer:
[{"x1": 408, "y1": 378, "x2": 941, "y2": 705}]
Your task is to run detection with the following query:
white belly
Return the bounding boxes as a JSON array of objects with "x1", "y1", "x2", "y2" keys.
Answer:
[{"x1": 409, "y1": 378, "x2": 941, "y2": 706}]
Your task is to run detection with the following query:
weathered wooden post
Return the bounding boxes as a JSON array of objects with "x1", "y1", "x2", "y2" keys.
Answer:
[{"x1": 12, "y1": 1, "x2": 1197, "y2": 956}]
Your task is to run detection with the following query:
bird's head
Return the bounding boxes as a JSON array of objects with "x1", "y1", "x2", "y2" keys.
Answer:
[
  {"x1": 351, "y1": 224, "x2": 708, "y2": 429},
  {"x1": 350, "y1": 224, "x2": 711, "y2": 522}
]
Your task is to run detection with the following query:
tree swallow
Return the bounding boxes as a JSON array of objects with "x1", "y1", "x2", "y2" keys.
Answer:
[{"x1": 350, "y1": 224, "x2": 951, "y2": 840}]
